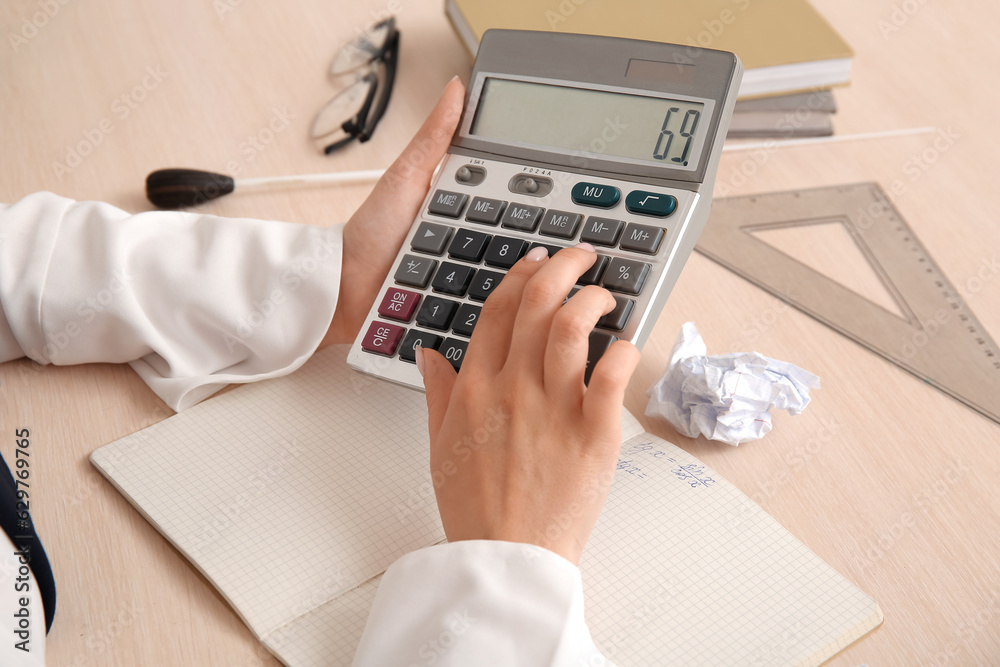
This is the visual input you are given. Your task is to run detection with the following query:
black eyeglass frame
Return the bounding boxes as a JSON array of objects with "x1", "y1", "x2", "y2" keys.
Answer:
[{"x1": 318, "y1": 22, "x2": 400, "y2": 155}]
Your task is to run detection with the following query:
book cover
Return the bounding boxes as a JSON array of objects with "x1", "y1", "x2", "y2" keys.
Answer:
[{"x1": 445, "y1": 0, "x2": 853, "y2": 98}]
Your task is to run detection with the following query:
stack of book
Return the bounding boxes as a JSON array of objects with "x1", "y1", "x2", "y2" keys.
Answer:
[{"x1": 445, "y1": 0, "x2": 852, "y2": 138}]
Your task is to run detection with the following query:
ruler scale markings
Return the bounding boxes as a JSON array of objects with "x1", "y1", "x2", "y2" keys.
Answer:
[{"x1": 696, "y1": 182, "x2": 1000, "y2": 426}]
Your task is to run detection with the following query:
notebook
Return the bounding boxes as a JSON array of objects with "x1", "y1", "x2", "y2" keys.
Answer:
[
  {"x1": 91, "y1": 345, "x2": 882, "y2": 666},
  {"x1": 445, "y1": 0, "x2": 853, "y2": 99}
]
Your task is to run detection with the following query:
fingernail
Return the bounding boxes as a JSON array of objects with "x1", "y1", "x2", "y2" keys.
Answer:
[
  {"x1": 415, "y1": 346, "x2": 426, "y2": 376},
  {"x1": 575, "y1": 242, "x2": 595, "y2": 252},
  {"x1": 525, "y1": 246, "x2": 548, "y2": 262}
]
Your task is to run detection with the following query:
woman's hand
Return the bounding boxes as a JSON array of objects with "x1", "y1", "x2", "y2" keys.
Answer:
[
  {"x1": 417, "y1": 244, "x2": 641, "y2": 565},
  {"x1": 322, "y1": 77, "x2": 465, "y2": 346}
]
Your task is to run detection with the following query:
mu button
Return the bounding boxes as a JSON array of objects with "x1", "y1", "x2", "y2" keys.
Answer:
[{"x1": 571, "y1": 182, "x2": 621, "y2": 208}]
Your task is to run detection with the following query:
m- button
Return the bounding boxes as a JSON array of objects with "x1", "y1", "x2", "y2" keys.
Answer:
[{"x1": 571, "y1": 182, "x2": 621, "y2": 208}]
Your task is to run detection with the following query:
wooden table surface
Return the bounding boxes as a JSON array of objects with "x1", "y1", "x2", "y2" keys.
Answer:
[{"x1": 2, "y1": 0, "x2": 998, "y2": 665}]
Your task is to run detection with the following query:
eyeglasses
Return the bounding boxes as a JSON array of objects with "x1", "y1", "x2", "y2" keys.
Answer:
[{"x1": 310, "y1": 18, "x2": 400, "y2": 155}]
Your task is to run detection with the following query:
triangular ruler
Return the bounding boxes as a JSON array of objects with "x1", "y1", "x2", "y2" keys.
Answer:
[{"x1": 695, "y1": 182, "x2": 1000, "y2": 425}]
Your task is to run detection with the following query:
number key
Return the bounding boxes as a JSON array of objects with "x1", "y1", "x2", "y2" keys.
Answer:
[
  {"x1": 398, "y1": 330, "x2": 443, "y2": 363},
  {"x1": 585, "y1": 331, "x2": 618, "y2": 384},
  {"x1": 484, "y1": 236, "x2": 529, "y2": 269},
  {"x1": 452, "y1": 304, "x2": 482, "y2": 337},
  {"x1": 576, "y1": 254, "x2": 609, "y2": 286},
  {"x1": 596, "y1": 296, "x2": 634, "y2": 331},
  {"x1": 468, "y1": 270, "x2": 503, "y2": 302},
  {"x1": 416, "y1": 296, "x2": 459, "y2": 331},
  {"x1": 440, "y1": 337, "x2": 469, "y2": 371},
  {"x1": 528, "y1": 241, "x2": 564, "y2": 258},
  {"x1": 431, "y1": 262, "x2": 476, "y2": 296},
  {"x1": 448, "y1": 229, "x2": 492, "y2": 263}
]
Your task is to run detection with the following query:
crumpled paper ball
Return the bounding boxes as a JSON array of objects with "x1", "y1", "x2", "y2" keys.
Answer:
[{"x1": 646, "y1": 322, "x2": 821, "y2": 446}]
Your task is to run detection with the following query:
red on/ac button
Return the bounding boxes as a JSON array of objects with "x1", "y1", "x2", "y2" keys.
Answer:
[
  {"x1": 378, "y1": 288, "x2": 420, "y2": 322},
  {"x1": 361, "y1": 321, "x2": 405, "y2": 356}
]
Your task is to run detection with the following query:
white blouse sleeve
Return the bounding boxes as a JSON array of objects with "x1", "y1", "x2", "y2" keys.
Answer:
[
  {"x1": 0, "y1": 191, "x2": 342, "y2": 411},
  {"x1": 352, "y1": 540, "x2": 611, "y2": 667}
]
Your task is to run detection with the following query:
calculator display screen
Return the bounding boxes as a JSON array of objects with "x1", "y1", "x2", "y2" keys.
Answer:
[{"x1": 471, "y1": 78, "x2": 707, "y2": 169}]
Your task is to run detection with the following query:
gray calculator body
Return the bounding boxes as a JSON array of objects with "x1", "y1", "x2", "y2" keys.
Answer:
[{"x1": 348, "y1": 30, "x2": 742, "y2": 389}]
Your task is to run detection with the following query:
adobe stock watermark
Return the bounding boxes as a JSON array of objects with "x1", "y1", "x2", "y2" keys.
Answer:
[
  {"x1": 412, "y1": 610, "x2": 477, "y2": 666},
  {"x1": 596, "y1": 575, "x2": 686, "y2": 663},
  {"x1": 729, "y1": 415, "x2": 841, "y2": 534},
  {"x1": 63, "y1": 600, "x2": 144, "y2": 666},
  {"x1": 852, "y1": 457, "x2": 970, "y2": 575},
  {"x1": 7, "y1": 0, "x2": 74, "y2": 53},
  {"x1": 716, "y1": 90, "x2": 834, "y2": 196},
  {"x1": 927, "y1": 587, "x2": 1000, "y2": 666},
  {"x1": 728, "y1": 300, "x2": 792, "y2": 353},
  {"x1": 395, "y1": 406, "x2": 511, "y2": 522},
  {"x1": 188, "y1": 439, "x2": 302, "y2": 559},
  {"x1": 898, "y1": 253, "x2": 998, "y2": 360},
  {"x1": 221, "y1": 226, "x2": 337, "y2": 352},
  {"x1": 221, "y1": 107, "x2": 295, "y2": 175},
  {"x1": 877, "y1": 0, "x2": 933, "y2": 39},
  {"x1": 52, "y1": 65, "x2": 169, "y2": 180},
  {"x1": 174, "y1": 106, "x2": 295, "y2": 210},
  {"x1": 544, "y1": 0, "x2": 587, "y2": 29}
]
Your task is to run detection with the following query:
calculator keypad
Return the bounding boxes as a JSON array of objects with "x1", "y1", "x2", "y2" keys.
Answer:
[
  {"x1": 352, "y1": 155, "x2": 690, "y2": 386},
  {"x1": 448, "y1": 229, "x2": 491, "y2": 263}
]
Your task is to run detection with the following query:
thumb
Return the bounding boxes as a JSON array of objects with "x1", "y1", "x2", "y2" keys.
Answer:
[
  {"x1": 418, "y1": 346, "x2": 458, "y2": 438},
  {"x1": 356, "y1": 76, "x2": 465, "y2": 220}
]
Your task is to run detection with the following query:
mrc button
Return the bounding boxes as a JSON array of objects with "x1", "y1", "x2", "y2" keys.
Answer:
[
  {"x1": 428, "y1": 190, "x2": 469, "y2": 218},
  {"x1": 625, "y1": 190, "x2": 677, "y2": 217},
  {"x1": 572, "y1": 182, "x2": 620, "y2": 208}
]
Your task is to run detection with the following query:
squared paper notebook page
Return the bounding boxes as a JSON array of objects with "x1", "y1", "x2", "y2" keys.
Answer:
[
  {"x1": 582, "y1": 432, "x2": 882, "y2": 666},
  {"x1": 93, "y1": 346, "x2": 881, "y2": 666},
  {"x1": 90, "y1": 345, "x2": 446, "y2": 649},
  {"x1": 269, "y1": 425, "x2": 882, "y2": 667}
]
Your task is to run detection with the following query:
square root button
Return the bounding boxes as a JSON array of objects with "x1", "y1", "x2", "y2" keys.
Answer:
[
  {"x1": 625, "y1": 190, "x2": 677, "y2": 217},
  {"x1": 361, "y1": 321, "x2": 405, "y2": 356}
]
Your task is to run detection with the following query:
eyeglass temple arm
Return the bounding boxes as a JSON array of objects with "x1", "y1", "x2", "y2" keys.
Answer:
[
  {"x1": 358, "y1": 30, "x2": 400, "y2": 143},
  {"x1": 323, "y1": 72, "x2": 380, "y2": 155}
]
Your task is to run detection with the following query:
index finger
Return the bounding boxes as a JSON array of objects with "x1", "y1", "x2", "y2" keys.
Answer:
[{"x1": 457, "y1": 245, "x2": 550, "y2": 376}]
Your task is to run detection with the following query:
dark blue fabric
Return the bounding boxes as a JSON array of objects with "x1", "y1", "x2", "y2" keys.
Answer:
[{"x1": 0, "y1": 451, "x2": 56, "y2": 634}]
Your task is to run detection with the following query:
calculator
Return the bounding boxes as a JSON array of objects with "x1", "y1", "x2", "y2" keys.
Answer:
[{"x1": 347, "y1": 30, "x2": 742, "y2": 389}]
